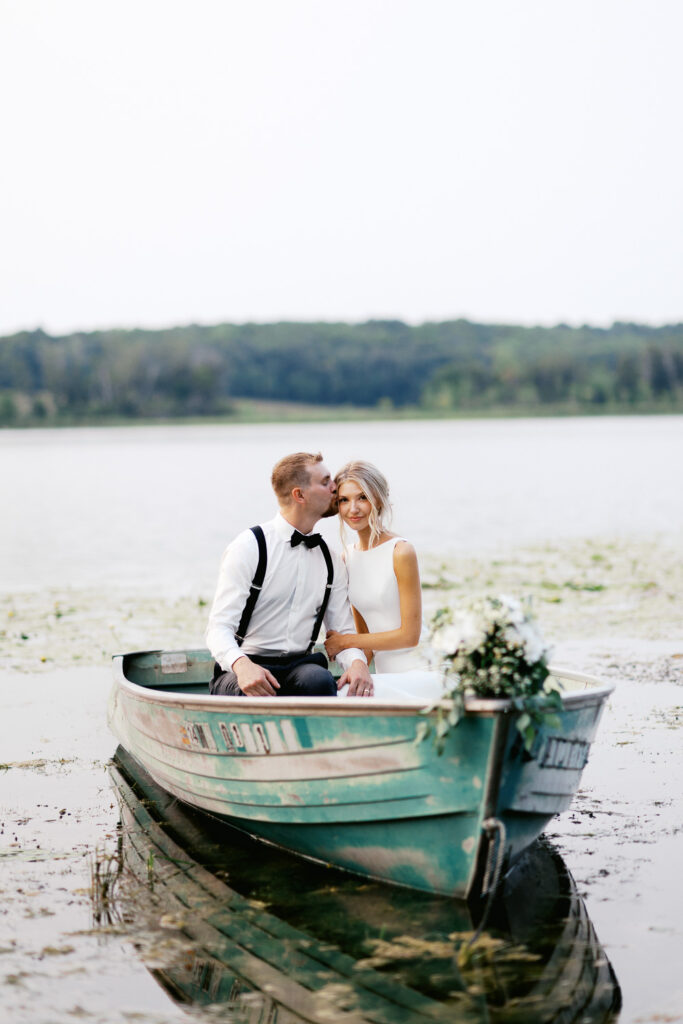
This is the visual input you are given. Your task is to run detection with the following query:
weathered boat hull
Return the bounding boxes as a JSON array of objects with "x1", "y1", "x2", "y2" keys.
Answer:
[
  {"x1": 108, "y1": 648, "x2": 613, "y2": 898},
  {"x1": 110, "y1": 747, "x2": 622, "y2": 1024}
]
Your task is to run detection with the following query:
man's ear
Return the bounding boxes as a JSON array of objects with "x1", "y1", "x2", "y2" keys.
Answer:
[{"x1": 291, "y1": 486, "x2": 306, "y2": 505}]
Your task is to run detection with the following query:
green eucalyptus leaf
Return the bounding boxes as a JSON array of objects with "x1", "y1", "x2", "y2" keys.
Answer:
[
  {"x1": 436, "y1": 716, "x2": 450, "y2": 738},
  {"x1": 516, "y1": 711, "x2": 532, "y2": 733},
  {"x1": 546, "y1": 690, "x2": 564, "y2": 711},
  {"x1": 414, "y1": 721, "x2": 430, "y2": 745},
  {"x1": 523, "y1": 724, "x2": 536, "y2": 751}
]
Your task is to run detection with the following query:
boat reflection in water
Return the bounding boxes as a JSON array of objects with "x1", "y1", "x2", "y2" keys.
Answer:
[{"x1": 108, "y1": 747, "x2": 621, "y2": 1024}]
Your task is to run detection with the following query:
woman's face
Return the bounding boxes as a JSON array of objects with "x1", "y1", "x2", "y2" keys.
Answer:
[{"x1": 337, "y1": 479, "x2": 374, "y2": 532}]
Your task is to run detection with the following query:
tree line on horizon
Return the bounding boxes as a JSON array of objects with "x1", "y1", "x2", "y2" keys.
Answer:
[{"x1": 1, "y1": 319, "x2": 682, "y2": 425}]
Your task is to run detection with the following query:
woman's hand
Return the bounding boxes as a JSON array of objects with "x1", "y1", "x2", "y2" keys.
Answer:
[{"x1": 324, "y1": 629, "x2": 349, "y2": 659}]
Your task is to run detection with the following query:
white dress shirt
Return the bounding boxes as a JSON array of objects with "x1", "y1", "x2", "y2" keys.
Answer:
[{"x1": 206, "y1": 512, "x2": 366, "y2": 672}]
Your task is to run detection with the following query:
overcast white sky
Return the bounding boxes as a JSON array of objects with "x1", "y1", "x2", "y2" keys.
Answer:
[{"x1": 1, "y1": 0, "x2": 682, "y2": 335}]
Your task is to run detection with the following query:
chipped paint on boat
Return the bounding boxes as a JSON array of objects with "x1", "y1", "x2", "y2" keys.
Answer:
[{"x1": 108, "y1": 648, "x2": 614, "y2": 898}]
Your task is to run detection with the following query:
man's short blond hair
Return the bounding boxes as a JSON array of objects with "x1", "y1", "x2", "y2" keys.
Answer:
[{"x1": 271, "y1": 452, "x2": 323, "y2": 503}]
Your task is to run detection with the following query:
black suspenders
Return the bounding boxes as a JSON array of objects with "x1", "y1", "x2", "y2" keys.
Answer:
[
  {"x1": 234, "y1": 526, "x2": 334, "y2": 652},
  {"x1": 234, "y1": 526, "x2": 268, "y2": 645},
  {"x1": 307, "y1": 540, "x2": 334, "y2": 653}
]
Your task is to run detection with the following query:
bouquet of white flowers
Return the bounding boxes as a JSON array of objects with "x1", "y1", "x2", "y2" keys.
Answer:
[{"x1": 426, "y1": 595, "x2": 561, "y2": 751}]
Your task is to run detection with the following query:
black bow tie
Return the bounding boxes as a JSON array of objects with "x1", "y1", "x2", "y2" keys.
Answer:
[{"x1": 291, "y1": 530, "x2": 322, "y2": 549}]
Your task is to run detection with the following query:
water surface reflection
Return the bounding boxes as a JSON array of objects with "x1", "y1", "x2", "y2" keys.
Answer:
[{"x1": 108, "y1": 747, "x2": 621, "y2": 1023}]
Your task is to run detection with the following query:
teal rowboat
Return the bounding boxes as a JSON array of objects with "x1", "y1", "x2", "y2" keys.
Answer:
[{"x1": 108, "y1": 648, "x2": 613, "y2": 899}]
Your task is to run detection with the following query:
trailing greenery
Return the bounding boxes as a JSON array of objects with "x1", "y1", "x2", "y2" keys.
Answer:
[{"x1": 1, "y1": 319, "x2": 682, "y2": 425}]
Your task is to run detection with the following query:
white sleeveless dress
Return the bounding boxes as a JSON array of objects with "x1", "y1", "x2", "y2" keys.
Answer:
[{"x1": 339, "y1": 537, "x2": 446, "y2": 702}]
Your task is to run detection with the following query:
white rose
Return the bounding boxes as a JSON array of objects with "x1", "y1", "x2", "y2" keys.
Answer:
[
  {"x1": 503, "y1": 623, "x2": 523, "y2": 650},
  {"x1": 516, "y1": 621, "x2": 547, "y2": 664},
  {"x1": 432, "y1": 624, "x2": 463, "y2": 655},
  {"x1": 505, "y1": 595, "x2": 525, "y2": 619},
  {"x1": 460, "y1": 611, "x2": 487, "y2": 646}
]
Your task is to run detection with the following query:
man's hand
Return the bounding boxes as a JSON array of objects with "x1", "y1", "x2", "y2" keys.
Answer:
[
  {"x1": 324, "y1": 629, "x2": 347, "y2": 659},
  {"x1": 337, "y1": 659, "x2": 373, "y2": 697},
  {"x1": 233, "y1": 656, "x2": 280, "y2": 697}
]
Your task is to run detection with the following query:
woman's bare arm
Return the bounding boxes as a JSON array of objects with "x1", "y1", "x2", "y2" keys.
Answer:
[
  {"x1": 324, "y1": 542, "x2": 422, "y2": 659},
  {"x1": 349, "y1": 606, "x2": 374, "y2": 664}
]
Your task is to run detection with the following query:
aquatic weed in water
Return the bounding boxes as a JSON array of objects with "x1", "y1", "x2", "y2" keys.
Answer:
[{"x1": 90, "y1": 845, "x2": 123, "y2": 927}]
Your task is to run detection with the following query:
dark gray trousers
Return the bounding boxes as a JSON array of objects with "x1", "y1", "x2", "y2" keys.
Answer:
[{"x1": 210, "y1": 651, "x2": 337, "y2": 697}]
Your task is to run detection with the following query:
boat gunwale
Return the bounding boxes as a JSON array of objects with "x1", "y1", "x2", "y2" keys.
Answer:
[{"x1": 112, "y1": 655, "x2": 615, "y2": 717}]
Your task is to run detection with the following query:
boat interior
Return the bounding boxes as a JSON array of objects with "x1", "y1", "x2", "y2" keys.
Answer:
[
  {"x1": 117, "y1": 648, "x2": 609, "y2": 702},
  {"x1": 120, "y1": 648, "x2": 219, "y2": 693}
]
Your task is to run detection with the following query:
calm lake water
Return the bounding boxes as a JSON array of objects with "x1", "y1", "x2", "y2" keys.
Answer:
[
  {"x1": 1, "y1": 415, "x2": 682, "y2": 1023},
  {"x1": 2, "y1": 415, "x2": 682, "y2": 593}
]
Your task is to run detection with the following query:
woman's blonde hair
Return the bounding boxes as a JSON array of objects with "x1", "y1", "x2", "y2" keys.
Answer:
[{"x1": 334, "y1": 460, "x2": 392, "y2": 547}]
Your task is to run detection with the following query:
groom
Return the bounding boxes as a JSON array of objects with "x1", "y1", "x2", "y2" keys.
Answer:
[{"x1": 206, "y1": 452, "x2": 374, "y2": 698}]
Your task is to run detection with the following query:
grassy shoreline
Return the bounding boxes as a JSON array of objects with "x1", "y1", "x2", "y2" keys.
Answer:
[{"x1": 2, "y1": 397, "x2": 683, "y2": 430}]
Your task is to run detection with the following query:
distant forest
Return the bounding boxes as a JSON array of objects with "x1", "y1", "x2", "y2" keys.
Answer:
[{"x1": 1, "y1": 319, "x2": 682, "y2": 425}]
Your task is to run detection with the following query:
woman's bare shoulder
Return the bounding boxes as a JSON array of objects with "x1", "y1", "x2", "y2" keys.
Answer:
[{"x1": 392, "y1": 538, "x2": 418, "y2": 563}]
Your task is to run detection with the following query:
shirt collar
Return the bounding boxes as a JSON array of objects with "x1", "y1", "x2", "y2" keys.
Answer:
[{"x1": 273, "y1": 511, "x2": 303, "y2": 542}]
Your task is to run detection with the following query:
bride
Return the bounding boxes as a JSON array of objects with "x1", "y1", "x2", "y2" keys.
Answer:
[{"x1": 325, "y1": 460, "x2": 445, "y2": 701}]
